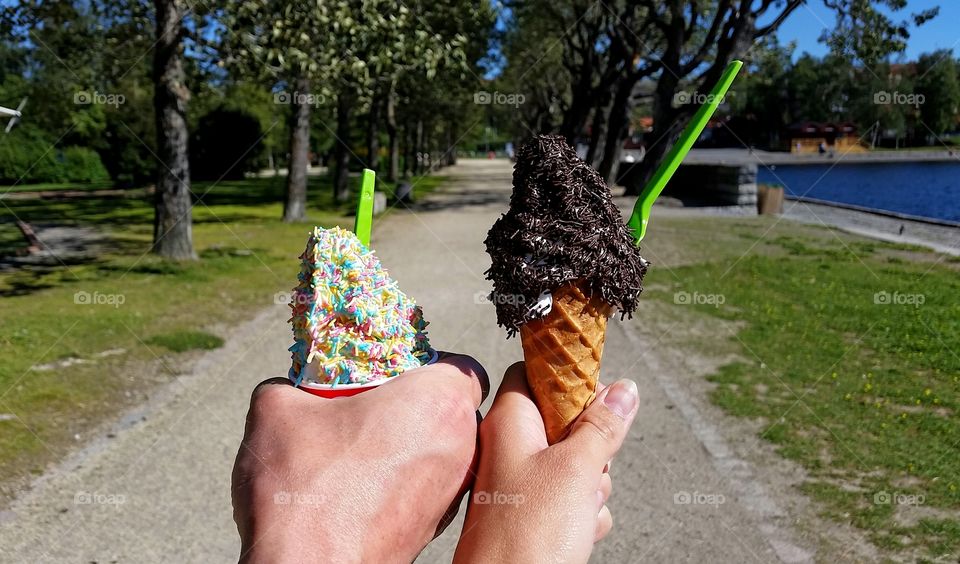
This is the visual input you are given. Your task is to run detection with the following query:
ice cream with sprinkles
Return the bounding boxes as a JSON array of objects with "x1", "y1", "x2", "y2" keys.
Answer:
[{"x1": 288, "y1": 226, "x2": 431, "y2": 386}]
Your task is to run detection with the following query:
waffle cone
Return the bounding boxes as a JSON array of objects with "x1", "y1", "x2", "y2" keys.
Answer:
[{"x1": 520, "y1": 280, "x2": 612, "y2": 444}]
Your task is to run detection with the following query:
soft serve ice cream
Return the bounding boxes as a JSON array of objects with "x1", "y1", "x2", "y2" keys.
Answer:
[{"x1": 288, "y1": 226, "x2": 431, "y2": 387}]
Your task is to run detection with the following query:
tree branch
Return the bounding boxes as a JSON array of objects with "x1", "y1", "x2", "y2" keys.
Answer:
[{"x1": 754, "y1": 0, "x2": 804, "y2": 38}]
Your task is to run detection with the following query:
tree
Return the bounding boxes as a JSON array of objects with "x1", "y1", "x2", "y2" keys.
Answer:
[
  {"x1": 915, "y1": 50, "x2": 960, "y2": 139},
  {"x1": 227, "y1": 0, "x2": 482, "y2": 210},
  {"x1": 731, "y1": 38, "x2": 794, "y2": 148},
  {"x1": 498, "y1": 0, "x2": 940, "y2": 193},
  {"x1": 152, "y1": 0, "x2": 195, "y2": 259}
]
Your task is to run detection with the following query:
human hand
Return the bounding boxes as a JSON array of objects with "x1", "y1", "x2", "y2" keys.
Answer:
[
  {"x1": 231, "y1": 353, "x2": 488, "y2": 563},
  {"x1": 453, "y1": 362, "x2": 639, "y2": 564}
]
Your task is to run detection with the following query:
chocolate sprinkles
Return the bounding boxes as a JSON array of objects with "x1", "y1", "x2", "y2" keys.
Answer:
[{"x1": 484, "y1": 135, "x2": 649, "y2": 336}]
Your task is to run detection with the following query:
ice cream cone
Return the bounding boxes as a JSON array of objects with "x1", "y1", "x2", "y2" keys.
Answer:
[{"x1": 520, "y1": 280, "x2": 612, "y2": 444}]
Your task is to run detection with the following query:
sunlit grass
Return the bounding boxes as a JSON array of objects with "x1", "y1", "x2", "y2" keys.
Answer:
[
  {"x1": 644, "y1": 225, "x2": 960, "y2": 558},
  {"x1": 0, "y1": 172, "x2": 443, "y2": 495}
]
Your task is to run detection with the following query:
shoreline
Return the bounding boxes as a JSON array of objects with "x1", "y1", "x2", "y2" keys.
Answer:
[
  {"x1": 685, "y1": 148, "x2": 959, "y2": 166},
  {"x1": 785, "y1": 195, "x2": 960, "y2": 228},
  {"x1": 638, "y1": 197, "x2": 960, "y2": 257},
  {"x1": 782, "y1": 198, "x2": 960, "y2": 256}
]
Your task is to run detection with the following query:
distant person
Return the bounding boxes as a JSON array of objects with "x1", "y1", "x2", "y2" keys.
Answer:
[
  {"x1": 505, "y1": 141, "x2": 515, "y2": 160},
  {"x1": 817, "y1": 142, "x2": 826, "y2": 155}
]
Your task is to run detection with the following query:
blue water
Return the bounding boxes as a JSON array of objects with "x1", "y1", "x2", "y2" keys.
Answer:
[{"x1": 757, "y1": 161, "x2": 960, "y2": 223}]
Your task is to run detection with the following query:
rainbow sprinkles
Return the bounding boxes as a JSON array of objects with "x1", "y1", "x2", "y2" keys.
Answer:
[{"x1": 288, "y1": 226, "x2": 431, "y2": 386}]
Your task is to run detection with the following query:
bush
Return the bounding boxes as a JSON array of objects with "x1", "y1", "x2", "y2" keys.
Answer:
[
  {"x1": 61, "y1": 147, "x2": 110, "y2": 183},
  {"x1": 0, "y1": 128, "x2": 110, "y2": 184},
  {"x1": 0, "y1": 130, "x2": 63, "y2": 183}
]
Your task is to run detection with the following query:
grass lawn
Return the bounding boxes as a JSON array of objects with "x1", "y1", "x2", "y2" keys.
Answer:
[
  {"x1": 641, "y1": 215, "x2": 960, "y2": 559},
  {"x1": 0, "y1": 172, "x2": 444, "y2": 497},
  {"x1": 0, "y1": 180, "x2": 117, "y2": 194}
]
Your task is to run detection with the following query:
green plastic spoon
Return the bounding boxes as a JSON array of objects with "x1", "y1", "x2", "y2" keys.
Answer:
[
  {"x1": 627, "y1": 60, "x2": 743, "y2": 243},
  {"x1": 354, "y1": 168, "x2": 376, "y2": 246}
]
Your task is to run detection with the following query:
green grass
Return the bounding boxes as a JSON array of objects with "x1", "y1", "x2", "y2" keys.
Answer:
[
  {"x1": 145, "y1": 330, "x2": 224, "y2": 352},
  {"x1": 0, "y1": 180, "x2": 116, "y2": 194},
  {"x1": 643, "y1": 222, "x2": 960, "y2": 559},
  {"x1": 0, "y1": 171, "x2": 444, "y2": 495}
]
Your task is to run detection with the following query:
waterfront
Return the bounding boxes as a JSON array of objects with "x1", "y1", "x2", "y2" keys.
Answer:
[{"x1": 758, "y1": 161, "x2": 960, "y2": 222}]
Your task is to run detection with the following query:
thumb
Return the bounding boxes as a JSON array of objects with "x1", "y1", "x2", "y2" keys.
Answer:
[{"x1": 563, "y1": 379, "x2": 639, "y2": 467}]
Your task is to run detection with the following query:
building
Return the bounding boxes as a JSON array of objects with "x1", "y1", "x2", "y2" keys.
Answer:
[{"x1": 785, "y1": 122, "x2": 865, "y2": 154}]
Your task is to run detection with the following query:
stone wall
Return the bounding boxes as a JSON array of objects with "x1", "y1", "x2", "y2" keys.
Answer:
[{"x1": 663, "y1": 163, "x2": 758, "y2": 206}]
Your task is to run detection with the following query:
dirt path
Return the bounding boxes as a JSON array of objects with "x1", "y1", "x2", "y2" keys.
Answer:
[{"x1": 0, "y1": 160, "x2": 818, "y2": 563}]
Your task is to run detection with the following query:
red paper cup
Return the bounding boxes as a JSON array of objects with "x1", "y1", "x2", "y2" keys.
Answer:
[{"x1": 293, "y1": 349, "x2": 439, "y2": 398}]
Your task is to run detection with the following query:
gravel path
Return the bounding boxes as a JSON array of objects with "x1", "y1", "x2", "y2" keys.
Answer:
[{"x1": 0, "y1": 160, "x2": 818, "y2": 563}]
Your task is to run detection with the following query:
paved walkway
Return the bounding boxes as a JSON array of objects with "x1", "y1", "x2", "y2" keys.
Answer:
[{"x1": 0, "y1": 160, "x2": 816, "y2": 563}]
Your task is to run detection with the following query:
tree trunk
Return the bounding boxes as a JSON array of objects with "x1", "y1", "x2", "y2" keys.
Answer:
[
  {"x1": 333, "y1": 94, "x2": 353, "y2": 203},
  {"x1": 624, "y1": 102, "x2": 685, "y2": 196},
  {"x1": 414, "y1": 119, "x2": 424, "y2": 175},
  {"x1": 283, "y1": 75, "x2": 311, "y2": 222},
  {"x1": 151, "y1": 0, "x2": 195, "y2": 260},
  {"x1": 559, "y1": 60, "x2": 596, "y2": 145},
  {"x1": 598, "y1": 77, "x2": 635, "y2": 185},
  {"x1": 585, "y1": 95, "x2": 611, "y2": 167},
  {"x1": 386, "y1": 89, "x2": 399, "y2": 181},
  {"x1": 445, "y1": 123, "x2": 457, "y2": 166},
  {"x1": 623, "y1": 62, "x2": 682, "y2": 195},
  {"x1": 366, "y1": 94, "x2": 381, "y2": 171},
  {"x1": 403, "y1": 121, "x2": 415, "y2": 178}
]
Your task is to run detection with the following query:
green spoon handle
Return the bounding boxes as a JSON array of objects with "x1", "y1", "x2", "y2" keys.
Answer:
[
  {"x1": 354, "y1": 169, "x2": 376, "y2": 246},
  {"x1": 627, "y1": 60, "x2": 743, "y2": 243}
]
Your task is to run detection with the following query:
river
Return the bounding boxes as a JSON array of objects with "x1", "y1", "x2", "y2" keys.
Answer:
[{"x1": 757, "y1": 161, "x2": 960, "y2": 223}]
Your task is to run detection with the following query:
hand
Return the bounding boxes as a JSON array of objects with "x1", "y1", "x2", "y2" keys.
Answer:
[
  {"x1": 232, "y1": 353, "x2": 488, "y2": 563},
  {"x1": 453, "y1": 362, "x2": 639, "y2": 564}
]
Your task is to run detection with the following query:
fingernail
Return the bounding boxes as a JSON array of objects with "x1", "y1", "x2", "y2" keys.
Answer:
[{"x1": 603, "y1": 379, "x2": 638, "y2": 419}]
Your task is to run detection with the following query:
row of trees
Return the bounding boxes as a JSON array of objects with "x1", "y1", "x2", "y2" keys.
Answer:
[
  {"x1": 1, "y1": 0, "x2": 493, "y2": 259},
  {"x1": 734, "y1": 46, "x2": 960, "y2": 148},
  {"x1": 489, "y1": 0, "x2": 940, "y2": 194}
]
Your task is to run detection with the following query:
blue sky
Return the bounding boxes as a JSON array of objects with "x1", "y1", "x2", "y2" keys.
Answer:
[{"x1": 775, "y1": 0, "x2": 959, "y2": 59}]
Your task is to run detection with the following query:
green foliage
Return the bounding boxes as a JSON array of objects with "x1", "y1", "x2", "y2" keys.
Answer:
[
  {"x1": 0, "y1": 127, "x2": 109, "y2": 184},
  {"x1": 61, "y1": 146, "x2": 110, "y2": 183},
  {"x1": 821, "y1": 0, "x2": 940, "y2": 65},
  {"x1": 915, "y1": 50, "x2": 960, "y2": 137},
  {"x1": 226, "y1": 0, "x2": 475, "y2": 91}
]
